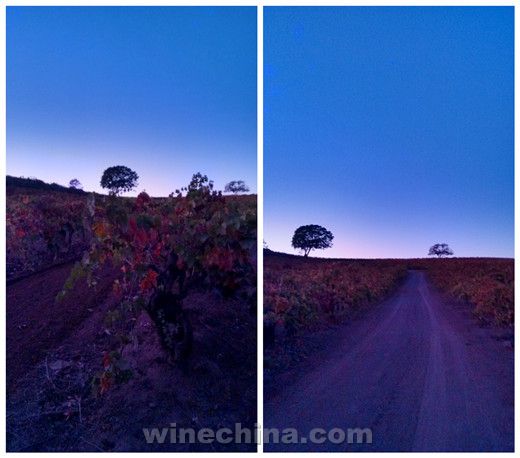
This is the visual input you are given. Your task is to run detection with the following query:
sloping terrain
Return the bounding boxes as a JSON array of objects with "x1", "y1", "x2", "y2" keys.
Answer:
[{"x1": 7, "y1": 263, "x2": 256, "y2": 452}]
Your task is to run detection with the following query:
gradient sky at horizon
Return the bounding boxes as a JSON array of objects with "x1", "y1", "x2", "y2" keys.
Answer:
[
  {"x1": 265, "y1": 7, "x2": 514, "y2": 259},
  {"x1": 7, "y1": 7, "x2": 257, "y2": 196}
]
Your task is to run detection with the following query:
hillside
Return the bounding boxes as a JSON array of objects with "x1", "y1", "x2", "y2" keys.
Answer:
[{"x1": 7, "y1": 175, "x2": 257, "y2": 451}]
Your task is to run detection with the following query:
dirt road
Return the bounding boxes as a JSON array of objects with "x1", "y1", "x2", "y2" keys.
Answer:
[{"x1": 264, "y1": 270, "x2": 514, "y2": 452}]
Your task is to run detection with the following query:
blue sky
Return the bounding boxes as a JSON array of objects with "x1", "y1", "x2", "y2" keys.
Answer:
[
  {"x1": 7, "y1": 7, "x2": 257, "y2": 196},
  {"x1": 265, "y1": 7, "x2": 514, "y2": 258}
]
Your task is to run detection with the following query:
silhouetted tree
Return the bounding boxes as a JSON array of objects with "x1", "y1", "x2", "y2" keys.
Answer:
[
  {"x1": 100, "y1": 166, "x2": 139, "y2": 196},
  {"x1": 186, "y1": 172, "x2": 214, "y2": 196},
  {"x1": 69, "y1": 178, "x2": 82, "y2": 190},
  {"x1": 225, "y1": 180, "x2": 249, "y2": 194},
  {"x1": 428, "y1": 243, "x2": 454, "y2": 258},
  {"x1": 292, "y1": 224, "x2": 334, "y2": 257}
]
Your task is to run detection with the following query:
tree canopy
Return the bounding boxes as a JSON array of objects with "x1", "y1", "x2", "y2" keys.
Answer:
[
  {"x1": 428, "y1": 243, "x2": 454, "y2": 258},
  {"x1": 100, "y1": 166, "x2": 139, "y2": 196},
  {"x1": 225, "y1": 180, "x2": 249, "y2": 194},
  {"x1": 69, "y1": 178, "x2": 82, "y2": 190},
  {"x1": 292, "y1": 224, "x2": 334, "y2": 257}
]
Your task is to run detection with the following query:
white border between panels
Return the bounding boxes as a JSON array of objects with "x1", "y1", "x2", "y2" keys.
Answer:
[{"x1": 2, "y1": 2, "x2": 517, "y2": 457}]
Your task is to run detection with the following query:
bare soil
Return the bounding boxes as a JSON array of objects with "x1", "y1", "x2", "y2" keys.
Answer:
[
  {"x1": 7, "y1": 262, "x2": 256, "y2": 452},
  {"x1": 264, "y1": 270, "x2": 514, "y2": 452}
]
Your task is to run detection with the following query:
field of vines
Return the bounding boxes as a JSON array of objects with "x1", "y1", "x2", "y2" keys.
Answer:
[
  {"x1": 263, "y1": 254, "x2": 514, "y2": 346},
  {"x1": 264, "y1": 253, "x2": 407, "y2": 344},
  {"x1": 414, "y1": 258, "x2": 514, "y2": 327},
  {"x1": 7, "y1": 174, "x2": 256, "y2": 392},
  {"x1": 6, "y1": 190, "x2": 93, "y2": 280}
]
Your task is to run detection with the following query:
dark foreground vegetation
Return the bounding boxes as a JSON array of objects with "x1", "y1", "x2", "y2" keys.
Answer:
[
  {"x1": 7, "y1": 175, "x2": 257, "y2": 451},
  {"x1": 7, "y1": 175, "x2": 87, "y2": 195}
]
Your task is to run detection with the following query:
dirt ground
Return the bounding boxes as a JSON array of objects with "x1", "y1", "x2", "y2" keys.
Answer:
[
  {"x1": 7, "y1": 262, "x2": 257, "y2": 452},
  {"x1": 264, "y1": 271, "x2": 513, "y2": 452}
]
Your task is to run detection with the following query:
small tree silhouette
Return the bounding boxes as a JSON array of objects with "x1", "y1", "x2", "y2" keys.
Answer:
[
  {"x1": 292, "y1": 225, "x2": 334, "y2": 257},
  {"x1": 225, "y1": 180, "x2": 249, "y2": 194},
  {"x1": 100, "y1": 166, "x2": 139, "y2": 196},
  {"x1": 428, "y1": 243, "x2": 454, "y2": 258},
  {"x1": 69, "y1": 178, "x2": 82, "y2": 190}
]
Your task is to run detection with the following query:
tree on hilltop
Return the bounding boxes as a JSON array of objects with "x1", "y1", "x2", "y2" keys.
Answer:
[
  {"x1": 69, "y1": 178, "x2": 82, "y2": 190},
  {"x1": 428, "y1": 243, "x2": 454, "y2": 258},
  {"x1": 101, "y1": 166, "x2": 139, "y2": 196},
  {"x1": 225, "y1": 180, "x2": 249, "y2": 194},
  {"x1": 292, "y1": 224, "x2": 334, "y2": 257}
]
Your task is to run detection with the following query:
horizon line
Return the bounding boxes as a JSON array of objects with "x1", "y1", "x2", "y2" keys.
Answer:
[{"x1": 264, "y1": 249, "x2": 514, "y2": 261}]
